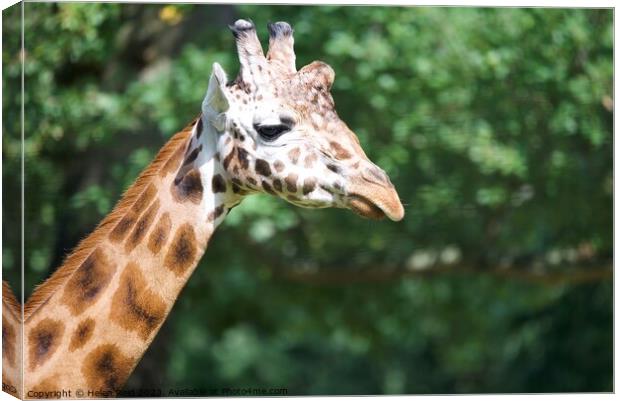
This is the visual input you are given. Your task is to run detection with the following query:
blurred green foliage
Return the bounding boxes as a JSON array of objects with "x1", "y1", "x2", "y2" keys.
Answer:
[{"x1": 2, "y1": 4, "x2": 612, "y2": 394}]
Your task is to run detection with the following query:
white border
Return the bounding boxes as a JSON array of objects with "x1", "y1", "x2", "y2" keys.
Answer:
[{"x1": 0, "y1": 1, "x2": 615, "y2": 401}]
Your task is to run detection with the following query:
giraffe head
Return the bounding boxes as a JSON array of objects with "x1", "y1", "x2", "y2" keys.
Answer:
[{"x1": 202, "y1": 19, "x2": 404, "y2": 221}]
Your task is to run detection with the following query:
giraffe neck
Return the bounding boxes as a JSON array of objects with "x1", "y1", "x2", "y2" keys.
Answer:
[
  {"x1": 3, "y1": 282, "x2": 23, "y2": 399},
  {"x1": 21, "y1": 116, "x2": 240, "y2": 397}
]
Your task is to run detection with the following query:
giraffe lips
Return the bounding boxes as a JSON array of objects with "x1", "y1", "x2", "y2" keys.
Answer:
[
  {"x1": 348, "y1": 195, "x2": 388, "y2": 220},
  {"x1": 346, "y1": 192, "x2": 405, "y2": 222}
]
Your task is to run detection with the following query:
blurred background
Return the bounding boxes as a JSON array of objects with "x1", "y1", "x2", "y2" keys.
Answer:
[{"x1": 2, "y1": 4, "x2": 612, "y2": 394}]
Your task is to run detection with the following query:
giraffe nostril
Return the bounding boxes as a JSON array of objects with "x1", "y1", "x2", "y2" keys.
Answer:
[{"x1": 361, "y1": 165, "x2": 391, "y2": 187}]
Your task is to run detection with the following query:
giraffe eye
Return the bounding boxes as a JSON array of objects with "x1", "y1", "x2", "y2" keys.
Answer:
[{"x1": 255, "y1": 124, "x2": 290, "y2": 141}]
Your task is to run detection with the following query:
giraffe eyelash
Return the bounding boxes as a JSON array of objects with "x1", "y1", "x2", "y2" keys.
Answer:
[{"x1": 254, "y1": 123, "x2": 291, "y2": 141}]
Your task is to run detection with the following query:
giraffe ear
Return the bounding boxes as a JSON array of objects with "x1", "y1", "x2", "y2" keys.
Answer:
[
  {"x1": 296, "y1": 61, "x2": 335, "y2": 91},
  {"x1": 202, "y1": 62, "x2": 230, "y2": 115}
]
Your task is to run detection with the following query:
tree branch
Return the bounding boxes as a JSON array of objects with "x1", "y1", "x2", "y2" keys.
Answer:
[{"x1": 272, "y1": 263, "x2": 612, "y2": 286}]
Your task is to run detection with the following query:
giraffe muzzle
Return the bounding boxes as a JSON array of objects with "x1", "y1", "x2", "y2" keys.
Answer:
[{"x1": 346, "y1": 165, "x2": 405, "y2": 222}]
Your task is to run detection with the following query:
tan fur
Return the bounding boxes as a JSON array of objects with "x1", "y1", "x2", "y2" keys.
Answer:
[
  {"x1": 3, "y1": 281, "x2": 20, "y2": 316},
  {"x1": 23, "y1": 118, "x2": 196, "y2": 321},
  {"x1": 3, "y1": 281, "x2": 23, "y2": 398},
  {"x1": 18, "y1": 116, "x2": 214, "y2": 397}
]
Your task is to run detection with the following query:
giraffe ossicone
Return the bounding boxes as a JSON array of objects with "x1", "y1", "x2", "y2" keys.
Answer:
[{"x1": 3, "y1": 19, "x2": 404, "y2": 399}]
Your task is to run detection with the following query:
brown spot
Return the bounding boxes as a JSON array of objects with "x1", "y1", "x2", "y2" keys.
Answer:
[
  {"x1": 2, "y1": 317, "x2": 15, "y2": 366},
  {"x1": 160, "y1": 142, "x2": 186, "y2": 177},
  {"x1": 61, "y1": 248, "x2": 116, "y2": 315},
  {"x1": 223, "y1": 150, "x2": 235, "y2": 170},
  {"x1": 172, "y1": 169, "x2": 203, "y2": 204},
  {"x1": 109, "y1": 215, "x2": 136, "y2": 243},
  {"x1": 304, "y1": 153, "x2": 318, "y2": 168},
  {"x1": 273, "y1": 160, "x2": 285, "y2": 172},
  {"x1": 28, "y1": 318, "x2": 64, "y2": 370},
  {"x1": 237, "y1": 147, "x2": 250, "y2": 169},
  {"x1": 247, "y1": 177, "x2": 257, "y2": 186},
  {"x1": 273, "y1": 179, "x2": 283, "y2": 192},
  {"x1": 288, "y1": 147, "x2": 301, "y2": 164},
  {"x1": 164, "y1": 224, "x2": 197, "y2": 276},
  {"x1": 232, "y1": 179, "x2": 249, "y2": 194},
  {"x1": 132, "y1": 184, "x2": 158, "y2": 213},
  {"x1": 285, "y1": 173, "x2": 299, "y2": 192},
  {"x1": 330, "y1": 141, "x2": 352, "y2": 160},
  {"x1": 69, "y1": 318, "x2": 95, "y2": 351},
  {"x1": 183, "y1": 147, "x2": 201, "y2": 166},
  {"x1": 207, "y1": 205, "x2": 225, "y2": 222},
  {"x1": 109, "y1": 184, "x2": 157, "y2": 242},
  {"x1": 82, "y1": 344, "x2": 132, "y2": 395},
  {"x1": 147, "y1": 212, "x2": 172, "y2": 255},
  {"x1": 125, "y1": 199, "x2": 159, "y2": 253},
  {"x1": 262, "y1": 181, "x2": 276, "y2": 195},
  {"x1": 110, "y1": 263, "x2": 166, "y2": 340},
  {"x1": 255, "y1": 159, "x2": 272, "y2": 177},
  {"x1": 212, "y1": 174, "x2": 227, "y2": 193},
  {"x1": 327, "y1": 163, "x2": 340, "y2": 173},
  {"x1": 302, "y1": 178, "x2": 317, "y2": 195}
]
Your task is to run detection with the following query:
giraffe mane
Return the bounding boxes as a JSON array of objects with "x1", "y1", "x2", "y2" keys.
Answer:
[
  {"x1": 3, "y1": 280, "x2": 21, "y2": 321},
  {"x1": 23, "y1": 117, "x2": 198, "y2": 321}
]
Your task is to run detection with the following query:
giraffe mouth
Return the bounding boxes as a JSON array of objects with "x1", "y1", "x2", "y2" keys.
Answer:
[
  {"x1": 345, "y1": 178, "x2": 405, "y2": 222},
  {"x1": 347, "y1": 194, "x2": 390, "y2": 220}
]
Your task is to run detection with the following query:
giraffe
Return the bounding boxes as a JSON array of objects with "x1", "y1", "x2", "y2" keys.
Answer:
[
  {"x1": 3, "y1": 281, "x2": 22, "y2": 399},
  {"x1": 2, "y1": 19, "x2": 404, "y2": 399}
]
